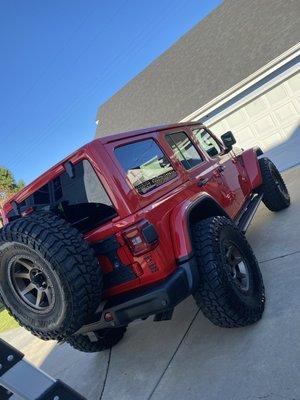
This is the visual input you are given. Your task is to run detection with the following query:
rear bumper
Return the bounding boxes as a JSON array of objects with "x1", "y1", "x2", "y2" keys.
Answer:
[{"x1": 76, "y1": 256, "x2": 199, "y2": 334}]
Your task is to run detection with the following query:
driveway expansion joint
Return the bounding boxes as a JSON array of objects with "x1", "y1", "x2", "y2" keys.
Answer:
[
  {"x1": 259, "y1": 249, "x2": 300, "y2": 264},
  {"x1": 147, "y1": 309, "x2": 200, "y2": 400},
  {"x1": 99, "y1": 347, "x2": 112, "y2": 400}
]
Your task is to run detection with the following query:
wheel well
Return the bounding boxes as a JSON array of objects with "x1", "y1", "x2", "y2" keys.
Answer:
[{"x1": 188, "y1": 197, "x2": 228, "y2": 227}]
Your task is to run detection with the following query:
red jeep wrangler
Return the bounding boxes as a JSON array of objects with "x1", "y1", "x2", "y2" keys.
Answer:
[{"x1": 0, "y1": 122, "x2": 290, "y2": 352}]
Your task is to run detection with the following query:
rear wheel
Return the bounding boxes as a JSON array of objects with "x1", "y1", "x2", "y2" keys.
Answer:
[
  {"x1": 259, "y1": 157, "x2": 290, "y2": 211},
  {"x1": 192, "y1": 216, "x2": 265, "y2": 328},
  {"x1": 0, "y1": 212, "x2": 103, "y2": 341},
  {"x1": 67, "y1": 327, "x2": 127, "y2": 353}
]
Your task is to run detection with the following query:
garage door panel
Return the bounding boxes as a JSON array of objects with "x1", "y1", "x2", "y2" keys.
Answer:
[
  {"x1": 233, "y1": 127, "x2": 259, "y2": 148},
  {"x1": 253, "y1": 127, "x2": 281, "y2": 140},
  {"x1": 209, "y1": 120, "x2": 228, "y2": 136},
  {"x1": 265, "y1": 85, "x2": 287, "y2": 106},
  {"x1": 294, "y1": 95, "x2": 300, "y2": 111},
  {"x1": 282, "y1": 120, "x2": 300, "y2": 139},
  {"x1": 225, "y1": 108, "x2": 247, "y2": 128},
  {"x1": 245, "y1": 97, "x2": 268, "y2": 118},
  {"x1": 287, "y1": 73, "x2": 300, "y2": 93},
  {"x1": 262, "y1": 133, "x2": 284, "y2": 149},
  {"x1": 253, "y1": 114, "x2": 277, "y2": 134},
  {"x1": 233, "y1": 126, "x2": 255, "y2": 140},
  {"x1": 207, "y1": 72, "x2": 300, "y2": 155},
  {"x1": 243, "y1": 140, "x2": 260, "y2": 149},
  {"x1": 274, "y1": 102, "x2": 298, "y2": 124}
]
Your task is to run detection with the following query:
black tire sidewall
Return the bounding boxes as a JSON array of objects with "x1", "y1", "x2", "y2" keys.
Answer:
[
  {"x1": 0, "y1": 241, "x2": 68, "y2": 333},
  {"x1": 192, "y1": 216, "x2": 265, "y2": 327},
  {"x1": 218, "y1": 225, "x2": 263, "y2": 311},
  {"x1": 269, "y1": 161, "x2": 290, "y2": 201},
  {"x1": 259, "y1": 157, "x2": 290, "y2": 211},
  {"x1": 0, "y1": 211, "x2": 103, "y2": 340}
]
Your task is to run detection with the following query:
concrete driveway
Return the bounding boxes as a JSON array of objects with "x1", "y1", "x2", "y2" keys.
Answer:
[{"x1": 1, "y1": 166, "x2": 300, "y2": 400}]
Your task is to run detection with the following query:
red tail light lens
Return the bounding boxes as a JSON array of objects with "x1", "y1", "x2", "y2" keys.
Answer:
[{"x1": 123, "y1": 220, "x2": 158, "y2": 256}]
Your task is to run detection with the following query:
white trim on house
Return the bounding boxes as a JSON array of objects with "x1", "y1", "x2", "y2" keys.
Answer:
[{"x1": 179, "y1": 43, "x2": 300, "y2": 124}]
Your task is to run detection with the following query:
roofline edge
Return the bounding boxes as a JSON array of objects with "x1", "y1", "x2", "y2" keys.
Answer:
[{"x1": 179, "y1": 42, "x2": 300, "y2": 123}]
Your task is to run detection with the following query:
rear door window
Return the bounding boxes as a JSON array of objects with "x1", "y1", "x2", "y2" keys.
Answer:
[
  {"x1": 165, "y1": 131, "x2": 204, "y2": 170},
  {"x1": 115, "y1": 139, "x2": 177, "y2": 194}
]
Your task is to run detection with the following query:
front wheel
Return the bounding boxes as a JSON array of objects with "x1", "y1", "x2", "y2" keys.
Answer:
[
  {"x1": 259, "y1": 157, "x2": 290, "y2": 211},
  {"x1": 192, "y1": 216, "x2": 265, "y2": 328}
]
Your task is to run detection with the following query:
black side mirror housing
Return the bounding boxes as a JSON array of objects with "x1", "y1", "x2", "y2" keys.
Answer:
[{"x1": 221, "y1": 131, "x2": 236, "y2": 152}]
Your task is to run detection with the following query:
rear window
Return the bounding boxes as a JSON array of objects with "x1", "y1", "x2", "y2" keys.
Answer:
[
  {"x1": 115, "y1": 139, "x2": 177, "y2": 194},
  {"x1": 14, "y1": 160, "x2": 116, "y2": 232}
]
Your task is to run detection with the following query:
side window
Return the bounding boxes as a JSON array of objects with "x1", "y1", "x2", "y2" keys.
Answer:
[
  {"x1": 115, "y1": 139, "x2": 177, "y2": 195},
  {"x1": 165, "y1": 131, "x2": 204, "y2": 170},
  {"x1": 24, "y1": 160, "x2": 113, "y2": 207},
  {"x1": 192, "y1": 128, "x2": 222, "y2": 157}
]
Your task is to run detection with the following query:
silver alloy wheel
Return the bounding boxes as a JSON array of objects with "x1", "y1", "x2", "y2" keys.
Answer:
[
  {"x1": 223, "y1": 241, "x2": 250, "y2": 291},
  {"x1": 8, "y1": 256, "x2": 55, "y2": 312}
]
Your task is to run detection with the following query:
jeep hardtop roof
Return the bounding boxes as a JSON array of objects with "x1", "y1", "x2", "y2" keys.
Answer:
[
  {"x1": 98, "y1": 121, "x2": 201, "y2": 144},
  {"x1": 2, "y1": 122, "x2": 201, "y2": 217}
]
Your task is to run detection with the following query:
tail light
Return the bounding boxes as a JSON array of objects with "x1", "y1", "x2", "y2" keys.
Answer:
[
  {"x1": 1, "y1": 209, "x2": 8, "y2": 225},
  {"x1": 123, "y1": 220, "x2": 158, "y2": 256}
]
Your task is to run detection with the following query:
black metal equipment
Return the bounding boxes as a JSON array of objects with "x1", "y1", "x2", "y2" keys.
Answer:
[{"x1": 0, "y1": 339, "x2": 86, "y2": 400}]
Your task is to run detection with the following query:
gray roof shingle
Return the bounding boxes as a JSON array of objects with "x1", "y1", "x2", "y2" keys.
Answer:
[{"x1": 96, "y1": 0, "x2": 300, "y2": 137}]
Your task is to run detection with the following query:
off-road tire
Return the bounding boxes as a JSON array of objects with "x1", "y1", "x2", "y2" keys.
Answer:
[
  {"x1": 0, "y1": 211, "x2": 103, "y2": 341},
  {"x1": 259, "y1": 157, "x2": 290, "y2": 211},
  {"x1": 192, "y1": 216, "x2": 265, "y2": 328},
  {"x1": 67, "y1": 327, "x2": 127, "y2": 353}
]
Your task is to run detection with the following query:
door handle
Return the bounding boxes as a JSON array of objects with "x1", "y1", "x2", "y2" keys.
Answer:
[{"x1": 197, "y1": 177, "x2": 210, "y2": 187}]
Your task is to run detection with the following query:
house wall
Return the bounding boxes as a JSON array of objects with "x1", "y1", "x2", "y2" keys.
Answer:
[{"x1": 95, "y1": 0, "x2": 300, "y2": 137}]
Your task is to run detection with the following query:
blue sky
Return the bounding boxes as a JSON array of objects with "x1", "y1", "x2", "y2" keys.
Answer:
[{"x1": 0, "y1": 0, "x2": 221, "y2": 184}]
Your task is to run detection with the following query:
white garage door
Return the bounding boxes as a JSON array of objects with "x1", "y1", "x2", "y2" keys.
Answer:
[{"x1": 208, "y1": 72, "x2": 300, "y2": 152}]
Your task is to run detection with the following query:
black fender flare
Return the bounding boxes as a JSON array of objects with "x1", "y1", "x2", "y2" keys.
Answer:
[
  {"x1": 170, "y1": 193, "x2": 230, "y2": 262},
  {"x1": 254, "y1": 146, "x2": 264, "y2": 157}
]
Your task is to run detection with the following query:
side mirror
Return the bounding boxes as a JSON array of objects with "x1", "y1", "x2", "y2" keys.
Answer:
[{"x1": 221, "y1": 131, "x2": 236, "y2": 152}]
